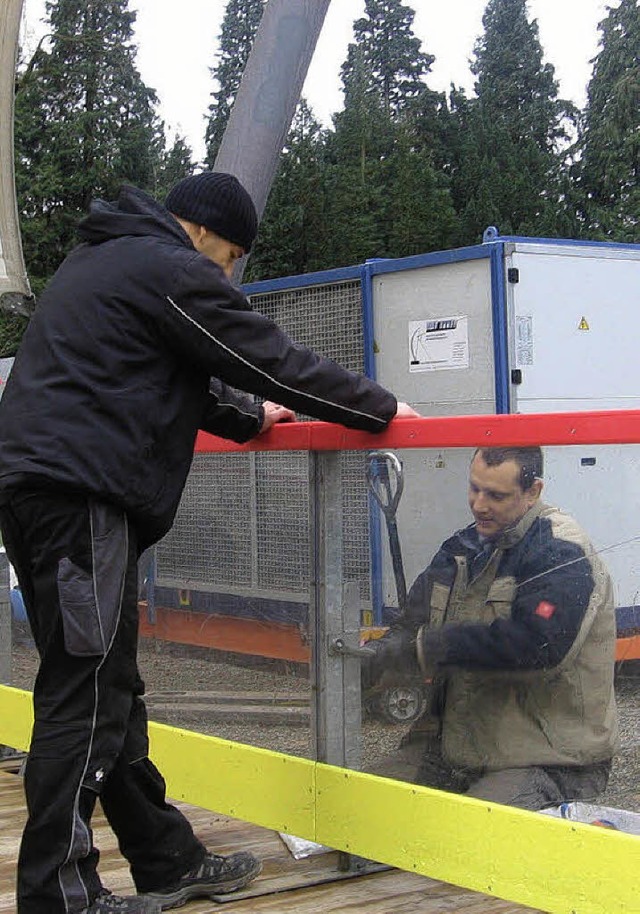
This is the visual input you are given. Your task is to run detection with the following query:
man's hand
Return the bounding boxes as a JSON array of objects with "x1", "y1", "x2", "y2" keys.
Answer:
[
  {"x1": 394, "y1": 402, "x2": 421, "y2": 418},
  {"x1": 259, "y1": 401, "x2": 296, "y2": 434},
  {"x1": 361, "y1": 628, "x2": 419, "y2": 691}
]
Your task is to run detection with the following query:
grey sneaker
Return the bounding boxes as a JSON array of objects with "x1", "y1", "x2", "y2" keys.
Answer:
[
  {"x1": 82, "y1": 890, "x2": 161, "y2": 913},
  {"x1": 145, "y1": 851, "x2": 262, "y2": 909}
]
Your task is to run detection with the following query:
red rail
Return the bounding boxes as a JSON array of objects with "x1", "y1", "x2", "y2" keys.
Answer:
[{"x1": 195, "y1": 409, "x2": 640, "y2": 454}]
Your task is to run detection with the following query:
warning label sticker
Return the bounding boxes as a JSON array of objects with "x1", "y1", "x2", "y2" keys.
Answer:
[{"x1": 408, "y1": 316, "x2": 469, "y2": 372}]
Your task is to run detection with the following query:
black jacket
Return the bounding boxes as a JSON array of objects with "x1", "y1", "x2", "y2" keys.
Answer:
[{"x1": 0, "y1": 186, "x2": 397, "y2": 547}]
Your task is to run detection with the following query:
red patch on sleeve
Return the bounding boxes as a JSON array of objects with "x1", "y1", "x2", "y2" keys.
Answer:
[{"x1": 535, "y1": 600, "x2": 556, "y2": 619}]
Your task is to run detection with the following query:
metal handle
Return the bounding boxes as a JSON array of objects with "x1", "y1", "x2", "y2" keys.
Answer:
[
  {"x1": 366, "y1": 451, "x2": 404, "y2": 517},
  {"x1": 367, "y1": 450, "x2": 408, "y2": 611}
]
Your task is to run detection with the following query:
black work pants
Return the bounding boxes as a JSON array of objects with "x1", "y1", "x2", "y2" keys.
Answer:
[{"x1": 0, "y1": 491, "x2": 205, "y2": 914}]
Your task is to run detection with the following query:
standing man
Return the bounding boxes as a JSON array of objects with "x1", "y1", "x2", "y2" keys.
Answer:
[
  {"x1": 363, "y1": 447, "x2": 618, "y2": 809},
  {"x1": 0, "y1": 171, "x2": 418, "y2": 914}
]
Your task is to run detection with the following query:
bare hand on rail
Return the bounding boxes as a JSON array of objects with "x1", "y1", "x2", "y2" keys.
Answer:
[
  {"x1": 394, "y1": 402, "x2": 421, "y2": 418},
  {"x1": 260, "y1": 401, "x2": 297, "y2": 433}
]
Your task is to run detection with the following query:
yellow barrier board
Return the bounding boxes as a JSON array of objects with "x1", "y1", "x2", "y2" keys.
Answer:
[
  {"x1": 2, "y1": 685, "x2": 639, "y2": 914},
  {"x1": 315, "y1": 763, "x2": 640, "y2": 914},
  {"x1": 148, "y1": 721, "x2": 315, "y2": 839},
  {"x1": 0, "y1": 685, "x2": 32, "y2": 750}
]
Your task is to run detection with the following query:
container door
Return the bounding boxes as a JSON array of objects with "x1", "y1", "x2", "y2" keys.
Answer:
[{"x1": 507, "y1": 243, "x2": 640, "y2": 609}]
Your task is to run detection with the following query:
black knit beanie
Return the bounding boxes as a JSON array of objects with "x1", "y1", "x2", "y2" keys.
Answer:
[{"x1": 165, "y1": 171, "x2": 258, "y2": 252}]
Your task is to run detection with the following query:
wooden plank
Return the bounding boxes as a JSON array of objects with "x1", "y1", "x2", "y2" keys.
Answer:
[{"x1": 0, "y1": 771, "x2": 541, "y2": 914}]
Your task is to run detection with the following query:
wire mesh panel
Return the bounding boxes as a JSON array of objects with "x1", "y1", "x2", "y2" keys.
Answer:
[
  {"x1": 156, "y1": 453, "x2": 254, "y2": 590},
  {"x1": 251, "y1": 451, "x2": 372, "y2": 603},
  {"x1": 250, "y1": 280, "x2": 364, "y2": 370},
  {"x1": 255, "y1": 452, "x2": 309, "y2": 594},
  {"x1": 251, "y1": 279, "x2": 371, "y2": 605},
  {"x1": 342, "y1": 451, "x2": 371, "y2": 604}
]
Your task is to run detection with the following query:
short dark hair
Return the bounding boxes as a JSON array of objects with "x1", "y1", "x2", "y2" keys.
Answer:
[{"x1": 474, "y1": 447, "x2": 543, "y2": 491}]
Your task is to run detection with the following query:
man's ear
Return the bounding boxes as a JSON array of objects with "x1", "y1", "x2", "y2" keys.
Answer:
[
  {"x1": 192, "y1": 224, "x2": 208, "y2": 250},
  {"x1": 529, "y1": 478, "x2": 543, "y2": 503},
  {"x1": 172, "y1": 216, "x2": 206, "y2": 250}
]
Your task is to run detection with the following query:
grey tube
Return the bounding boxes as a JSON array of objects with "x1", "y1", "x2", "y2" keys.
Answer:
[
  {"x1": 214, "y1": 0, "x2": 332, "y2": 280},
  {"x1": 0, "y1": 0, "x2": 33, "y2": 315}
]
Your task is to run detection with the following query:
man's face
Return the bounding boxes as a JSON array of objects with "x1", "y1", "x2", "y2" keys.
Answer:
[
  {"x1": 195, "y1": 230, "x2": 244, "y2": 278},
  {"x1": 468, "y1": 453, "x2": 541, "y2": 539}
]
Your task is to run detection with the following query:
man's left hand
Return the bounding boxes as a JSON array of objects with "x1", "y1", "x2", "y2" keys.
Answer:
[{"x1": 259, "y1": 401, "x2": 296, "y2": 433}]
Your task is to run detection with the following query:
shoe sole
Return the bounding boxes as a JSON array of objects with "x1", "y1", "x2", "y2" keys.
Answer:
[{"x1": 146, "y1": 860, "x2": 263, "y2": 910}]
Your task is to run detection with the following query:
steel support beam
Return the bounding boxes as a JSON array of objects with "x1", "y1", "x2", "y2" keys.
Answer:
[
  {"x1": 0, "y1": 551, "x2": 9, "y2": 687},
  {"x1": 309, "y1": 452, "x2": 363, "y2": 769},
  {"x1": 0, "y1": 0, "x2": 33, "y2": 315},
  {"x1": 214, "y1": 0, "x2": 332, "y2": 280}
]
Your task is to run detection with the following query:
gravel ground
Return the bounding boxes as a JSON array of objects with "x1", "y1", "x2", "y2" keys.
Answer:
[{"x1": 7, "y1": 634, "x2": 640, "y2": 813}]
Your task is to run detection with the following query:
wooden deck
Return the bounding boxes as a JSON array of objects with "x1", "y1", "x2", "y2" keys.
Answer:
[{"x1": 0, "y1": 768, "x2": 543, "y2": 914}]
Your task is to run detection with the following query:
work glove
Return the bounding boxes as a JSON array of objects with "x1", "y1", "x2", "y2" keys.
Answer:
[
  {"x1": 416, "y1": 626, "x2": 448, "y2": 677},
  {"x1": 360, "y1": 627, "x2": 419, "y2": 692}
]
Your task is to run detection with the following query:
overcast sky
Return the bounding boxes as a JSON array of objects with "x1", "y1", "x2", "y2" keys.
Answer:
[{"x1": 21, "y1": 0, "x2": 612, "y2": 162}]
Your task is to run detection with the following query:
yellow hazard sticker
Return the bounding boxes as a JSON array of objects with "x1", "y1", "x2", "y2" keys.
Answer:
[{"x1": 578, "y1": 317, "x2": 590, "y2": 330}]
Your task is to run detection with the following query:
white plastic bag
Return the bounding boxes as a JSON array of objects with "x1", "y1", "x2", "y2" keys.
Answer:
[
  {"x1": 278, "y1": 833, "x2": 333, "y2": 860},
  {"x1": 540, "y1": 802, "x2": 640, "y2": 836}
]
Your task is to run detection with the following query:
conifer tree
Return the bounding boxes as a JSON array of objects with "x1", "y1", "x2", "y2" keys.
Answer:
[
  {"x1": 14, "y1": 0, "x2": 165, "y2": 291},
  {"x1": 205, "y1": 0, "x2": 265, "y2": 166},
  {"x1": 323, "y1": 42, "x2": 389, "y2": 266},
  {"x1": 326, "y1": 0, "x2": 456, "y2": 262},
  {"x1": 382, "y1": 123, "x2": 458, "y2": 256},
  {"x1": 577, "y1": 0, "x2": 639, "y2": 241},
  {"x1": 344, "y1": 0, "x2": 433, "y2": 118},
  {"x1": 449, "y1": 0, "x2": 574, "y2": 241},
  {"x1": 156, "y1": 134, "x2": 195, "y2": 200},
  {"x1": 335, "y1": 40, "x2": 393, "y2": 187},
  {"x1": 247, "y1": 101, "x2": 329, "y2": 279}
]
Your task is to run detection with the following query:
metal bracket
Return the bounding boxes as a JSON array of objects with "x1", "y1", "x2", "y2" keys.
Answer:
[{"x1": 328, "y1": 637, "x2": 375, "y2": 660}]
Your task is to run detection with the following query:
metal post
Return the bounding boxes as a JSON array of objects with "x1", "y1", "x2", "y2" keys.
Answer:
[
  {"x1": 0, "y1": 0, "x2": 34, "y2": 316},
  {"x1": 309, "y1": 451, "x2": 363, "y2": 769},
  {"x1": 0, "y1": 550, "x2": 16, "y2": 761},
  {"x1": 0, "y1": 550, "x2": 10, "y2": 686},
  {"x1": 214, "y1": 0, "x2": 332, "y2": 282}
]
